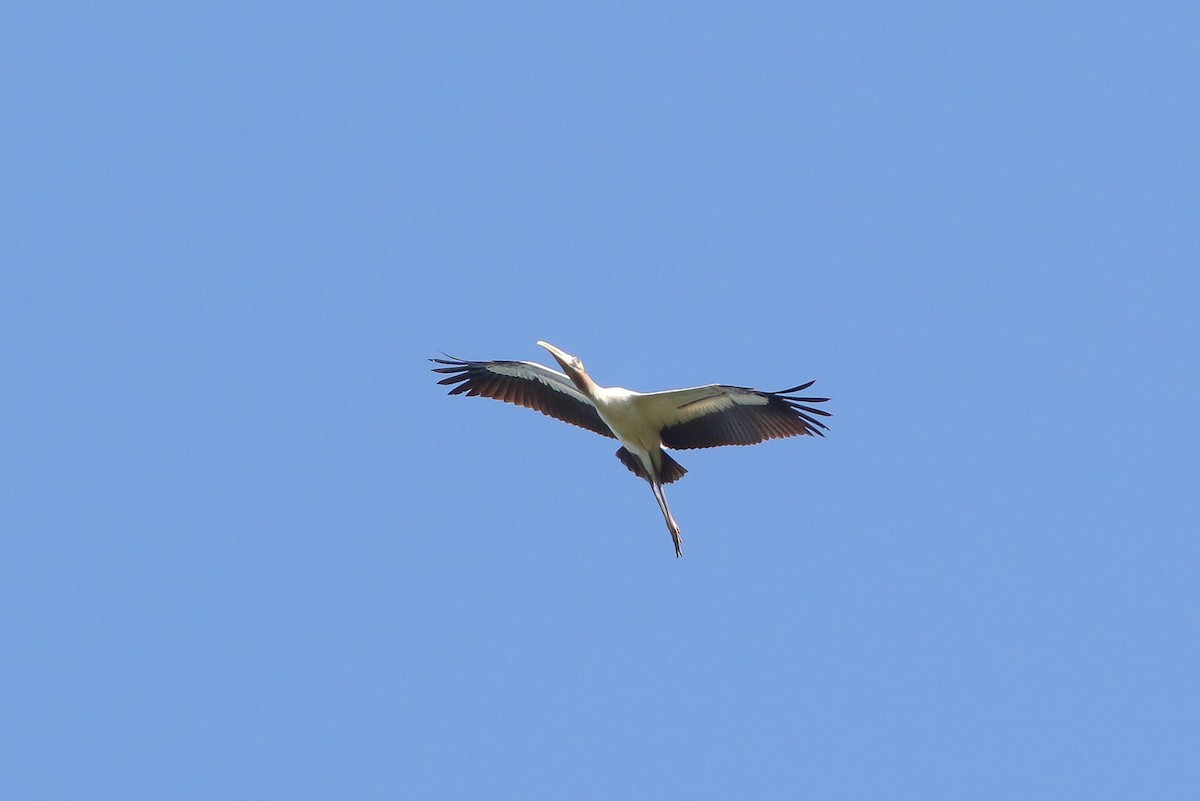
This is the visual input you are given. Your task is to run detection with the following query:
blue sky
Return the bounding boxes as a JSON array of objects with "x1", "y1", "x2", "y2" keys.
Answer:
[{"x1": 3, "y1": 3, "x2": 1197, "y2": 799}]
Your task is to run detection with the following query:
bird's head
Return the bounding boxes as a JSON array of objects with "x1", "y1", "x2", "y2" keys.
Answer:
[{"x1": 537, "y1": 340, "x2": 592, "y2": 393}]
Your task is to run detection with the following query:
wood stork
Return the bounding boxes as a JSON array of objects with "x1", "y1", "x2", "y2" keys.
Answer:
[{"x1": 430, "y1": 341, "x2": 830, "y2": 557}]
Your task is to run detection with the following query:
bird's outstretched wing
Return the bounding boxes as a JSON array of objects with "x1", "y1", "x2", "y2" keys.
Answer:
[
  {"x1": 430, "y1": 356, "x2": 616, "y2": 439},
  {"x1": 635, "y1": 381, "x2": 830, "y2": 450}
]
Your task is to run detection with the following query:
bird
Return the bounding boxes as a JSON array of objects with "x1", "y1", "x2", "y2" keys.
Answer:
[{"x1": 430, "y1": 341, "x2": 830, "y2": 557}]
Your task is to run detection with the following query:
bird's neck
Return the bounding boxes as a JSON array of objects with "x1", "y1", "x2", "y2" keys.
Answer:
[{"x1": 570, "y1": 372, "x2": 601, "y2": 400}]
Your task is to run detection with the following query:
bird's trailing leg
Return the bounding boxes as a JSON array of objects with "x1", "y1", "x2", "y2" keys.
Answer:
[{"x1": 649, "y1": 480, "x2": 684, "y2": 558}]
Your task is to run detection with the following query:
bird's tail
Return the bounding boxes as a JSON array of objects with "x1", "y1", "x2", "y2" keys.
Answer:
[{"x1": 615, "y1": 447, "x2": 687, "y2": 484}]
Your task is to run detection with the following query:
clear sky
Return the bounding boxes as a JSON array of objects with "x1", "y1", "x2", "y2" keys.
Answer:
[{"x1": 3, "y1": 3, "x2": 1197, "y2": 799}]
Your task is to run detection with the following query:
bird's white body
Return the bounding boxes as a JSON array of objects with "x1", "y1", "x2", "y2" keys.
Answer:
[
  {"x1": 592, "y1": 388, "x2": 654, "y2": 451},
  {"x1": 585, "y1": 385, "x2": 687, "y2": 549}
]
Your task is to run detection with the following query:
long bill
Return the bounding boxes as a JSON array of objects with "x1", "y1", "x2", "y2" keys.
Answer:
[
  {"x1": 649, "y1": 481, "x2": 684, "y2": 558},
  {"x1": 535, "y1": 340, "x2": 572, "y2": 365},
  {"x1": 535, "y1": 340, "x2": 595, "y2": 396}
]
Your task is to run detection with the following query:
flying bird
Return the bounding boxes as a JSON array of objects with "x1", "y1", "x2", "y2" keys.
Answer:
[{"x1": 430, "y1": 341, "x2": 830, "y2": 557}]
